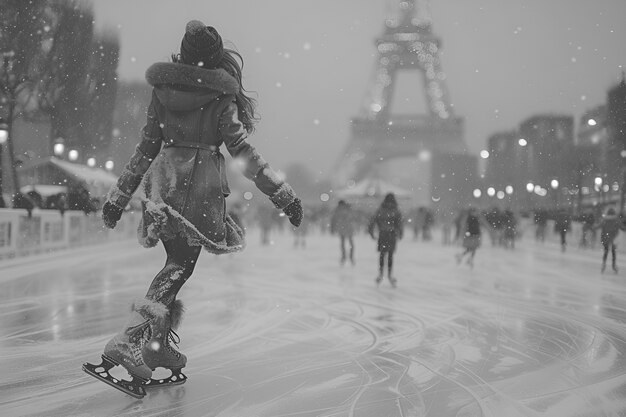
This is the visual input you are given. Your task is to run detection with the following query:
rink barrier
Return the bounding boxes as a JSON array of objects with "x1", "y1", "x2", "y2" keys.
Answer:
[{"x1": 0, "y1": 209, "x2": 140, "y2": 259}]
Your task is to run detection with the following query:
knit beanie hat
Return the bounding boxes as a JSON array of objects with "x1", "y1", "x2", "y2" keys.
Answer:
[{"x1": 180, "y1": 20, "x2": 224, "y2": 67}]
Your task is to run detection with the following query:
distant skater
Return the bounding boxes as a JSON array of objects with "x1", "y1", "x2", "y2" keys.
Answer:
[
  {"x1": 455, "y1": 207, "x2": 485, "y2": 268},
  {"x1": 368, "y1": 193, "x2": 403, "y2": 287},
  {"x1": 330, "y1": 200, "x2": 356, "y2": 265},
  {"x1": 594, "y1": 207, "x2": 626, "y2": 274},
  {"x1": 83, "y1": 21, "x2": 302, "y2": 399},
  {"x1": 553, "y1": 209, "x2": 572, "y2": 252}
]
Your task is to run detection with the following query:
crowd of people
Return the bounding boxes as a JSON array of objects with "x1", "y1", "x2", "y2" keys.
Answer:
[{"x1": 227, "y1": 196, "x2": 626, "y2": 279}]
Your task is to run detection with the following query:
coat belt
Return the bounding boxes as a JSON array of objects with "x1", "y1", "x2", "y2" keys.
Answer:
[{"x1": 163, "y1": 141, "x2": 219, "y2": 153}]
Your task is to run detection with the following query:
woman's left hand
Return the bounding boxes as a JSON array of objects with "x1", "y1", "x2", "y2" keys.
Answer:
[{"x1": 283, "y1": 198, "x2": 303, "y2": 227}]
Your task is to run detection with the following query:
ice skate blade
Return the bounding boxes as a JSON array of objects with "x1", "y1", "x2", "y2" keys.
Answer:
[
  {"x1": 82, "y1": 355, "x2": 147, "y2": 399},
  {"x1": 144, "y1": 370, "x2": 187, "y2": 388}
]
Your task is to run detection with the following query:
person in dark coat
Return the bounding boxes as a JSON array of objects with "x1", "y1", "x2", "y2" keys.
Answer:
[
  {"x1": 330, "y1": 200, "x2": 356, "y2": 265},
  {"x1": 455, "y1": 207, "x2": 487, "y2": 267},
  {"x1": 594, "y1": 207, "x2": 626, "y2": 273},
  {"x1": 368, "y1": 193, "x2": 403, "y2": 287},
  {"x1": 534, "y1": 209, "x2": 548, "y2": 242},
  {"x1": 87, "y1": 21, "x2": 303, "y2": 396},
  {"x1": 553, "y1": 209, "x2": 572, "y2": 252}
]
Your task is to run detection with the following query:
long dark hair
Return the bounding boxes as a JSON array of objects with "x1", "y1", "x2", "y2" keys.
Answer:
[
  {"x1": 171, "y1": 48, "x2": 259, "y2": 134},
  {"x1": 381, "y1": 193, "x2": 398, "y2": 210}
]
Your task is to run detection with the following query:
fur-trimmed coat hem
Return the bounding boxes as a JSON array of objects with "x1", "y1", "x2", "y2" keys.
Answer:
[{"x1": 138, "y1": 200, "x2": 245, "y2": 255}]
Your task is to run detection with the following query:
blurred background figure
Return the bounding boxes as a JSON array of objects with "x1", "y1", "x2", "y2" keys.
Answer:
[
  {"x1": 255, "y1": 202, "x2": 276, "y2": 246},
  {"x1": 368, "y1": 193, "x2": 403, "y2": 287},
  {"x1": 455, "y1": 207, "x2": 489, "y2": 268},
  {"x1": 502, "y1": 209, "x2": 517, "y2": 250},
  {"x1": 330, "y1": 199, "x2": 357, "y2": 266},
  {"x1": 553, "y1": 209, "x2": 572, "y2": 252},
  {"x1": 594, "y1": 207, "x2": 625, "y2": 274},
  {"x1": 534, "y1": 209, "x2": 548, "y2": 243},
  {"x1": 292, "y1": 205, "x2": 311, "y2": 248}
]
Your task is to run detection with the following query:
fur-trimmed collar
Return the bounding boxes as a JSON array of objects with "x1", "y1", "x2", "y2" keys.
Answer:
[{"x1": 145, "y1": 62, "x2": 239, "y2": 94}]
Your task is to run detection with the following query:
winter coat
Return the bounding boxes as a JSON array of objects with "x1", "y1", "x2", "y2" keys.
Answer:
[
  {"x1": 368, "y1": 206, "x2": 403, "y2": 252},
  {"x1": 596, "y1": 214, "x2": 626, "y2": 246},
  {"x1": 330, "y1": 205, "x2": 356, "y2": 237},
  {"x1": 553, "y1": 213, "x2": 571, "y2": 233},
  {"x1": 107, "y1": 62, "x2": 296, "y2": 254}
]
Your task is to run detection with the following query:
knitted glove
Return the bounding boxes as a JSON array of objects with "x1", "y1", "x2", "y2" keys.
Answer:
[
  {"x1": 102, "y1": 201, "x2": 123, "y2": 229},
  {"x1": 283, "y1": 198, "x2": 303, "y2": 227}
]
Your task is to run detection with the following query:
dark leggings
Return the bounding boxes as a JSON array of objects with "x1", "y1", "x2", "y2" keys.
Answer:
[
  {"x1": 379, "y1": 251, "x2": 394, "y2": 275},
  {"x1": 603, "y1": 242, "x2": 617, "y2": 265},
  {"x1": 340, "y1": 235, "x2": 354, "y2": 261},
  {"x1": 145, "y1": 234, "x2": 202, "y2": 306}
]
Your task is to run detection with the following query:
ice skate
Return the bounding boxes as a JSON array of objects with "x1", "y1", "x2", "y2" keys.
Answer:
[
  {"x1": 375, "y1": 274, "x2": 383, "y2": 286},
  {"x1": 83, "y1": 298, "x2": 167, "y2": 398},
  {"x1": 143, "y1": 299, "x2": 188, "y2": 388},
  {"x1": 389, "y1": 277, "x2": 397, "y2": 288},
  {"x1": 613, "y1": 264, "x2": 619, "y2": 274}
]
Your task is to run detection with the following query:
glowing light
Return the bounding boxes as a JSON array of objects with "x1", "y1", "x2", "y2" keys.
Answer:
[
  {"x1": 496, "y1": 191, "x2": 505, "y2": 199},
  {"x1": 418, "y1": 150, "x2": 431, "y2": 161},
  {"x1": 150, "y1": 341, "x2": 160, "y2": 351},
  {"x1": 320, "y1": 193, "x2": 330, "y2": 202},
  {"x1": 87, "y1": 157, "x2": 96, "y2": 167},
  {"x1": 587, "y1": 118, "x2": 597, "y2": 126},
  {"x1": 104, "y1": 160, "x2": 114, "y2": 171},
  {"x1": 518, "y1": 138, "x2": 527, "y2": 147},
  {"x1": 480, "y1": 150, "x2": 489, "y2": 159},
  {"x1": 550, "y1": 179, "x2": 559, "y2": 189},
  {"x1": 505, "y1": 185, "x2": 514, "y2": 194},
  {"x1": 473, "y1": 189, "x2": 482, "y2": 198},
  {"x1": 243, "y1": 191, "x2": 253, "y2": 200},
  {"x1": 68, "y1": 150, "x2": 79, "y2": 161},
  {"x1": 487, "y1": 187, "x2": 496, "y2": 197},
  {"x1": 594, "y1": 177, "x2": 603, "y2": 186},
  {"x1": 370, "y1": 103, "x2": 382, "y2": 113},
  {"x1": 53, "y1": 142, "x2": 65, "y2": 156},
  {"x1": 526, "y1": 183, "x2": 534, "y2": 192}
]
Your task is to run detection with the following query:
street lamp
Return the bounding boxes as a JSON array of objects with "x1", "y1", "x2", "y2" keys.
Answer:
[
  {"x1": 53, "y1": 138, "x2": 65, "y2": 157},
  {"x1": 550, "y1": 179, "x2": 559, "y2": 209}
]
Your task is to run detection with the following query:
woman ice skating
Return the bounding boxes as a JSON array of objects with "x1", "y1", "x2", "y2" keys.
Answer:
[
  {"x1": 83, "y1": 21, "x2": 302, "y2": 399},
  {"x1": 455, "y1": 207, "x2": 485, "y2": 268},
  {"x1": 594, "y1": 207, "x2": 626, "y2": 274},
  {"x1": 368, "y1": 193, "x2": 403, "y2": 287},
  {"x1": 330, "y1": 200, "x2": 356, "y2": 265}
]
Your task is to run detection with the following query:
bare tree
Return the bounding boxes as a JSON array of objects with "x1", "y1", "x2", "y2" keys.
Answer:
[
  {"x1": 37, "y1": 0, "x2": 94, "y2": 149},
  {"x1": 0, "y1": 0, "x2": 47, "y2": 194},
  {"x1": 82, "y1": 29, "x2": 120, "y2": 161}
]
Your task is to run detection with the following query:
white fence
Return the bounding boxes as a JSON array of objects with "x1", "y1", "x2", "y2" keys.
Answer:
[{"x1": 0, "y1": 208, "x2": 140, "y2": 259}]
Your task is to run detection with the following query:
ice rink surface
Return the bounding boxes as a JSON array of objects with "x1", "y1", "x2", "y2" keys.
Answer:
[{"x1": 1, "y1": 226, "x2": 626, "y2": 417}]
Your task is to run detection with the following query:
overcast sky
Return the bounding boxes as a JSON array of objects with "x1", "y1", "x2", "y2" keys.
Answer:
[{"x1": 92, "y1": 0, "x2": 626, "y2": 177}]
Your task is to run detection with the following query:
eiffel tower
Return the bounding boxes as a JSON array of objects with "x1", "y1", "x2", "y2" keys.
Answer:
[{"x1": 334, "y1": 0, "x2": 475, "y2": 207}]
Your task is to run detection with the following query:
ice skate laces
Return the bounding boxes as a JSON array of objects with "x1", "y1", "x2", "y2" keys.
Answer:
[
  {"x1": 127, "y1": 320, "x2": 151, "y2": 343},
  {"x1": 167, "y1": 329, "x2": 180, "y2": 347},
  {"x1": 166, "y1": 329, "x2": 182, "y2": 358}
]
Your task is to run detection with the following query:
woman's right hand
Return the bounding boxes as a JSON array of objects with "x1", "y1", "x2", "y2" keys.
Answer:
[{"x1": 102, "y1": 201, "x2": 123, "y2": 229}]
